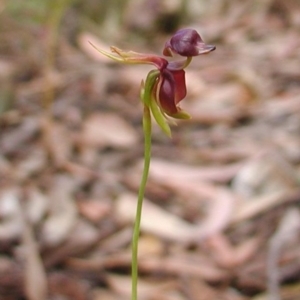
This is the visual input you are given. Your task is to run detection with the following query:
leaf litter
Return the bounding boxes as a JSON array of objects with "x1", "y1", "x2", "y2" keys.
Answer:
[{"x1": 1, "y1": 0, "x2": 300, "y2": 299}]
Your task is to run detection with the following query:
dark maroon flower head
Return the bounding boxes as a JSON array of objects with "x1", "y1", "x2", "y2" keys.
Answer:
[
  {"x1": 92, "y1": 28, "x2": 215, "y2": 133},
  {"x1": 163, "y1": 28, "x2": 216, "y2": 57}
]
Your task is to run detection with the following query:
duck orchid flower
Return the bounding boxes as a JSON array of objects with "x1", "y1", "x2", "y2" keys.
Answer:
[{"x1": 90, "y1": 28, "x2": 215, "y2": 136}]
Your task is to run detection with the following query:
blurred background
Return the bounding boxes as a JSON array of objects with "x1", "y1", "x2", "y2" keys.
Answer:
[{"x1": 1, "y1": 0, "x2": 300, "y2": 299}]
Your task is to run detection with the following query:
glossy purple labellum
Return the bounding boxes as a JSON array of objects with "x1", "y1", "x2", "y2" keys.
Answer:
[{"x1": 163, "y1": 28, "x2": 216, "y2": 57}]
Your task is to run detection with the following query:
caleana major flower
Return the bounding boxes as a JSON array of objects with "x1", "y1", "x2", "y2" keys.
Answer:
[
  {"x1": 90, "y1": 28, "x2": 215, "y2": 136},
  {"x1": 91, "y1": 28, "x2": 215, "y2": 300}
]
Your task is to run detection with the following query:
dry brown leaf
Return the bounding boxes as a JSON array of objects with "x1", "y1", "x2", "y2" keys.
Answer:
[
  {"x1": 183, "y1": 183, "x2": 235, "y2": 241},
  {"x1": 230, "y1": 189, "x2": 299, "y2": 225},
  {"x1": 116, "y1": 183, "x2": 235, "y2": 243},
  {"x1": 106, "y1": 273, "x2": 176, "y2": 299},
  {"x1": 25, "y1": 187, "x2": 49, "y2": 225},
  {"x1": 206, "y1": 233, "x2": 259, "y2": 268},
  {"x1": 183, "y1": 83, "x2": 251, "y2": 124},
  {"x1": 140, "y1": 254, "x2": 228, "y2": 282},
  {"x1": 40, "y1": 176, "x2": 78, "y2": 247},
  {"x1": 65, "y1": 251, "x2": 131, "y2": 272},
  {"x1": 77, "y1": 199, "x2": 111, "y2": 223},
  {"x1": 93, "y1": 288, "x2": 121, "y2": 300},
  {"x1": 267, "y1": 208, "x2": 300, "y2": 300},
  {"x1": 232, "y1": 150, "x2": 298, "y2": 198},
  {"x1": 41, "y1": 118, "x2": 72, "y2": 167},
  {"x1": 0, "y1": 155, "x2": 11, "y2": 177},
  {"x1": 181, "y1": 276, "x2": 248, "y2": 300},
  {"x1": 95, "y1": 227, "x2": 132, "y2": 254},
  {"x1": 21, "y1": 214, "x2": 47, "y2": 300},
  {"x1": 0, "y1": 188, "x2": 23, "y2": 240},
  {"x1": 148, "y1": 158, "x2": 242, "y2": 184},
  {"x1": 115, "y1": 193, "x2": 194, "y2": 242},
  {"x1": 196, "y1": 144, "x2": 255, "y2": 163},
  {"x1": 65, "y1": 219, "x2": 99, "y2": 251},
  {"x1": 14, "y1": 148, "x2": 47, "y2": 181},
  {"x1": 180, "y1": 184, "x2": 234, "y2": 242},
  {"x1": 80, "y1": 112, "x2": 138, "y2": 149},
  {"x1": 145, "y1": 163, "x2": 237, "y2": 241},
  {"x1": 0, "y1": 59, "x2": 16, "y2": 78},
  {"x1": 17, "y1": 70, "x2": 66, "y2": 98},
  {"x1": 256, "y1": 94, "x2": 300, "y2": 118},
  {"x1": 48, "y1": 272, "x2": 89, "y2": 300},
  {"x1": 44, "y1": 219, "x2": 100, "y2": 268},
  {"x1": 138, "y1": 234, "x2": 165, "y2": 258},
  {"x1": 181, "y1": 277, "x2": 218, "y2": 300},
  {"x1": 63, "y1": 161, "x2": 99, "y2": 182},
  {"x1": 1, "y1": 117, "x2": 39, "y2": 155}
]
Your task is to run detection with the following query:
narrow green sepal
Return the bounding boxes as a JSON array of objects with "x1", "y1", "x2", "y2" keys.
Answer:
[
  {"x1": 142, "y1": 70, "x2": 160, "y2": 106},
  {"x1": 89, "y1": 42, "x2": 126, "y2": 63},
  {"x1": 149, "y1": 97, "x2": 171, "y2": 137}
]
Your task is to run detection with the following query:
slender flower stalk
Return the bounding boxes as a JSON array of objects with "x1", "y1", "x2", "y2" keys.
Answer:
[
  {"x1": 131, "y1": 104, "x2": 151, "y2": 300},
  {"x1": 91, "y1": 28, "x2": 215, "y2": 300}
]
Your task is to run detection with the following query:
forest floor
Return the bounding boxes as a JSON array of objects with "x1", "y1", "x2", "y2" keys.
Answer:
[{"x1": 1, "y1": 1, "x2": 300, "y2": 299}]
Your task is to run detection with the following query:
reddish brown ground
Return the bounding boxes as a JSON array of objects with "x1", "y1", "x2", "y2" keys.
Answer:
[{"x1": 1, "y1": 1, "x2": 300, "y2": 299}]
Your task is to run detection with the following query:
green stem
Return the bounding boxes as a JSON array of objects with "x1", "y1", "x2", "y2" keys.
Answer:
[{"x1": 131, "y1": 105, "x2": 152, "y2": 300}]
